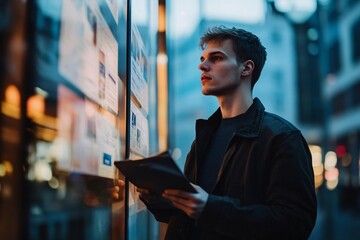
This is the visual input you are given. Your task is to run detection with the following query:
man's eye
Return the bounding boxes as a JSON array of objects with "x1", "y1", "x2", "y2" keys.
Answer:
[{"x1": 211, "y1": 56, "x2": 222, "y2": 61}]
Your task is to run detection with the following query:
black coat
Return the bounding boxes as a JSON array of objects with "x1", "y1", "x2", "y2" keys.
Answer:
[{"x1": 147, "y1": 98, "x2": 317, "y2": 240}]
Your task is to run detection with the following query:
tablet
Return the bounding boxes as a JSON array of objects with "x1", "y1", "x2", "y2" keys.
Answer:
[{"x1": 114, "y1": 151, "x2": 196, "y2": 196}]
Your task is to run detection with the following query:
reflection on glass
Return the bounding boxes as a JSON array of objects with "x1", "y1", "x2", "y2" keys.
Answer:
[
  {"x1": 2, "y1": 85, "x2": 21, "y2": 119},
  {"x1": 23, "y1": 0, "x2": 127, "y2": 239}
]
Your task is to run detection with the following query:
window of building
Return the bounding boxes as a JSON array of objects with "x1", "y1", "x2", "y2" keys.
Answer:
[
  {"x1": 351, "y1": 17, "x2": 360, "y2": 63},
  {"x1": 327, "y1": 0, "x2": 341, "y2": 23},
  {"x1": 353, "y1": 81, "x2": 360, "y2": 107},
  {"x1": 332, "y1": 91, "x2": 346, "y2": 116},
  {"x1": 328, "y1": 40, "x2": 342, "y2": 74}
]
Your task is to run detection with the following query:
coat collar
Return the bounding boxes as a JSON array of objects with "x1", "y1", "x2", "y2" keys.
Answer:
[{"x1": 196, "y1": 98, "x2": 265, "y2": 138}]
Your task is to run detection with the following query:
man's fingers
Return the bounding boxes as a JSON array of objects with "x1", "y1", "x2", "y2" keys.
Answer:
[
  {"x1": 162, "y1": 192, "x2": 198, "y2": 209},
  {"x1": 136, "y1": 187, "x2": 150, "y2": 195},
  {"x1": 112, "y1": 192, "x2": 119, "y2": 199},
  {"x1": 163, "y1": 189, "x2": 194, "y2": 200},
  {"x1": 162, "y1": 185, "x2": 209, "y2": 219},
  {"x1": 168, "y1": 197, "x2": 199, "y2": 219},
  {"x1": 167, "y1": 196, "x2": 193, "y2": 212}
]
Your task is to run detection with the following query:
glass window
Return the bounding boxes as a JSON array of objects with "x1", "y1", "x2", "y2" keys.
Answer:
[
  {"x1": 127, "y1": 0, "x2": 160, "y2": 239},
  {"x1": 332, "y1": 91, "x2": 346, "y2": 116},
  {"x1": 354, "y1": 81, "x2": 360, "y2": 107},
  {"x1": 23, "y1": 0, "x2": 128, "y2": 238},
  {"x1": 328, "y1": 40, "x2": 342, "y2": 74},
  {"x1": 351, "y1": 17, "x2": 360, "y2": 63}
]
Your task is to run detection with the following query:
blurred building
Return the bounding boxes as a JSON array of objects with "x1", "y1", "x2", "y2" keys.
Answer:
[{"x1": 319, "y1": 0, "x2": 360, "y2": 208}]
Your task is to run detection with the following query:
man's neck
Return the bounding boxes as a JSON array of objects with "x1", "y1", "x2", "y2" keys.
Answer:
[{"x1": 217, "y1": 92, "x2": 253, "y2": 118}]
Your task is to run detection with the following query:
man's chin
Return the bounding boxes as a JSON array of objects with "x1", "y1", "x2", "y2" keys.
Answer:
[
  {"x1": 201, "y1": 87, "x2": 213, "y2": 95},
  {"x1": 202, "y1": 87, "x2": 235, "y2": 96},
  {"x1": 202, "y1": 89, "x2": 218, "y2": 96},
  {"x1": 202, "y1": 90, "x2": 212, "y2": 96}
]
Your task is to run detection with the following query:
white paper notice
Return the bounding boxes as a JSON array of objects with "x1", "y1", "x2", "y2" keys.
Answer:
[
  {"x1": 99, "y1": 27, "x2": 119, "y2": 114},
  {"x1": 56, "y1": 85, "x2": 120, "y2": 179},
  {"x1": 130, "y1": 101, "x2": 149, "y2": 157},
  {"x1": 96, "y1": 109, "x2": 120, "y2": 178},
  {"x1": 56, "y1": 85, "x2": 99, "y2": 175},
  {"x1": 58, "y1": 0, "x2": 84, "y2": 85},
  {"x1": 130, "y1": 25, "x2": 149, "y2": 114},
  {"x1": 59, "y1": 0, "x2": 119, "y2": 114}
]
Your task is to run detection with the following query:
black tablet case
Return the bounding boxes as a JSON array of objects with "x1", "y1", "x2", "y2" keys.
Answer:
[{"x1": 114, "y1": 151, "x2": 196, "y2": 196}]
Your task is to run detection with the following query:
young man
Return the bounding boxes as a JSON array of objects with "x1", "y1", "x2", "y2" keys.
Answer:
[{"x1": 138, "y1": 26, "x2": 317, "y2": 239}]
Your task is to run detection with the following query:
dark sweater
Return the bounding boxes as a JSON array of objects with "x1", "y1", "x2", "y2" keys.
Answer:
[{"x1": 192, "y1": 114, "x2": 246, "y2": 239}]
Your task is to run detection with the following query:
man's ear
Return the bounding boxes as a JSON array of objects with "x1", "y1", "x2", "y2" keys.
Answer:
[{"x1": 241, "y1": 60, "x2": 254, "y2": 77}]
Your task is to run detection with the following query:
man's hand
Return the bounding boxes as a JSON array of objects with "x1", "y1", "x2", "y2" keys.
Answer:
[
  {"x1": 83, "y1": 179, "x2": 125, "y2": 206},
  {"x1": 108, "y1": 179, "x2": 125, "y2": 201},
  {"x1": 162, "y1": 184, "x2": 208, "y2": 219},
  {"x1": 136, "y1": 187, "x2": 151, "y2": 203},
  {"x1": 136, "y1": 187, "x2": 150, "y2": 196}
]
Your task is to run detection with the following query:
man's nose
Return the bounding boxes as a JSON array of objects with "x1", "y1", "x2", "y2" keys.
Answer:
[{"x1": 198, "y1": 61, "x2": 209, "y2": 71}]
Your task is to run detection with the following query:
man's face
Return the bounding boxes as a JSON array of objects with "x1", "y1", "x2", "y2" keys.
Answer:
[{"x1": 198, "y1": 39, "x2": 243, "y2": 96}]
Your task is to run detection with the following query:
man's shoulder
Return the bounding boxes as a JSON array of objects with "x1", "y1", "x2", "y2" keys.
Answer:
[{"x1": 262, "y1": 111, "x2": 299, "y2": 134}]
